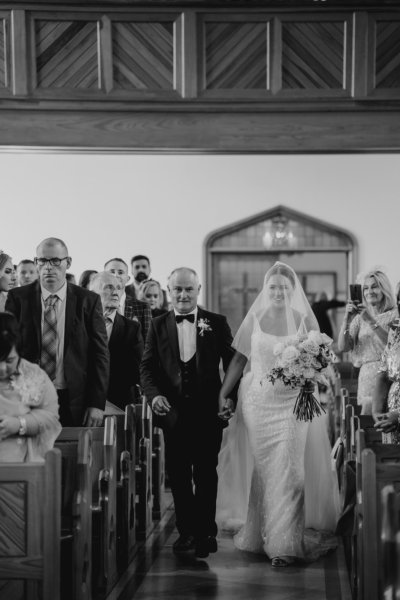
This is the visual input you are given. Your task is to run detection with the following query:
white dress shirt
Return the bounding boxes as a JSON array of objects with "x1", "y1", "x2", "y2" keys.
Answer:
[
  {"x1": 174, "y1": 308, "x2": 198, "y2": 363},
  {"x1": 118, "y1": 291, "x2": 127, "y2": 316},
  {"x1": 41, "y1": 282, "x2": 67, "y2": 389}
]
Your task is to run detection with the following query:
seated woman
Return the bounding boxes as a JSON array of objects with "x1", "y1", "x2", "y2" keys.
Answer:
[
  {"x1": 372, "y1": 282, "x2": 400, "y2": 443},
  {"x1": 0, "y1": 312, "x2": 61, "y2": 462},
  {"x1": 138, "y1": 279, "x2": 168, "y2": 318}
]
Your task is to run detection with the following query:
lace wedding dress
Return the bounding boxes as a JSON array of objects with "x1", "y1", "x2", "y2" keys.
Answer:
[{"x1": 217, "y1": 321, "x2": 339, "y2": 560}]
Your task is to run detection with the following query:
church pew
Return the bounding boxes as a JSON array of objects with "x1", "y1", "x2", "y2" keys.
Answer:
[
  {"x1": 381, "y1": 484, "x2": 398, "y2": 600},
  {"x1": 357, "y1": 447, "x2": 400, "y2": 600},
  {"x1": 152, "y1": 425, "x2": 166, "y2": 520},
  {"x1": 116, "y1": 404, "x2": 137, "y2": 570},
  {"x1": 56, "y1": 417, "x2": 119, "y2": 600},
  {"x1": 0, "y1": 449, "x2": 61, "y2": 600},
  {"x1": 135, "y1": 400, "x2": 153, "y2": 539}
]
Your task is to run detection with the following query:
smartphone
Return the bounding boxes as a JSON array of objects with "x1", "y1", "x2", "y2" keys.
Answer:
[{"x1": 349, "y1": 284, "x2": 363, "y2": 304}]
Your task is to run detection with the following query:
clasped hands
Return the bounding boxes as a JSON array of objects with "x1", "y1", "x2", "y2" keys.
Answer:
[
  {"x1": 218, "y1": 396, "x2": 235, "y2": 422},
  {"x1": 151, "y1": 394, "x2": 235, "y2": 422},
  {"x1": 373, "y1": 410, "x2": 399, "y2": 433},
  {"x1": 0, "y1": 415, "x2": 20, "y2": 440}
]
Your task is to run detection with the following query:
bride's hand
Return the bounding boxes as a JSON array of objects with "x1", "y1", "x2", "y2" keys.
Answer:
[{"x1": 218, "y1": 396, "x2": 234, "y2": 421}]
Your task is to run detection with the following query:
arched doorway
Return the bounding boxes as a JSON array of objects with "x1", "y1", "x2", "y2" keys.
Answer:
[{"x1": 204, "y1": 205, "x2": 356, "y2": 334}]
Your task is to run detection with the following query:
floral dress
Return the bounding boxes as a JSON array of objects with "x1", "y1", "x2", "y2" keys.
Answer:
[
  {"x1": 350, "y1": 309, "x2": 397, "y2": 414},
  {"x1": 378, "y1": 319, "x2": 400, "y2": 444},
  {"x1": 0, "y1": 358, "x2": 61, "y2": 462}
]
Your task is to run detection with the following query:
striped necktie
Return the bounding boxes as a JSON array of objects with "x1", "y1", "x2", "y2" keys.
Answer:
[{"x1": 40, "y1": 294, "x2": 58, "y2": 381}]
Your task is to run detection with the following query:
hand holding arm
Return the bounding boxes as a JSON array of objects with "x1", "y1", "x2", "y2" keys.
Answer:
[{"x1": 218, "y1": 350, "x2": 247, "y2": 416}]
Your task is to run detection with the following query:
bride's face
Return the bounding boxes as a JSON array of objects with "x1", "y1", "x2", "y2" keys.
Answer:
[{"x1": 266, "y1": 274, "x2": 294, "y2": 307}]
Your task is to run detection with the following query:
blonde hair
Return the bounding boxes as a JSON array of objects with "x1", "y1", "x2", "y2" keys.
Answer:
[
  {"x1": 138, "y1": 279, "x2": 163, "y2": 309},
  {"x1": 0, "y1": 252, "x2": 12, "y2": 273},
  {"x1": 358, "y1": 268, "x2": 395, "y2": 313}
]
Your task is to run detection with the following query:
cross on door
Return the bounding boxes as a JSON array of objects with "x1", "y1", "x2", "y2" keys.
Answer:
[{"x1": 232, "y1": 272, "x2": 259, "y2": 320}]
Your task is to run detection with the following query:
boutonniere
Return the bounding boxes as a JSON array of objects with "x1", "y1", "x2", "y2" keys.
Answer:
[{"x1": 197, "y1": 318, "x2": 212, "y2": 336}]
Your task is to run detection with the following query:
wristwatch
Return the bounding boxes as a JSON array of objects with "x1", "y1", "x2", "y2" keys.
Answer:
[{"x1": 17, "y1": 416, "x2": 27, "y2": 436}]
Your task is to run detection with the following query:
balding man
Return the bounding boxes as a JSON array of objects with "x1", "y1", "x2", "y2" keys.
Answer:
[
  {"x1": 140, "y1": 267, "x2": 236, "y2": 559},
  {"x1": 90, "y1": 271, "x2": 143, "y2": 409},
  {"x1": 6, "y1": 237, "x2": 109, "y2": 427}
]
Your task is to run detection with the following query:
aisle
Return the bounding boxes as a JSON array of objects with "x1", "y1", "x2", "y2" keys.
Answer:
[{"x1": 108, "y1": 504, "x2": 352, "y2": 600}]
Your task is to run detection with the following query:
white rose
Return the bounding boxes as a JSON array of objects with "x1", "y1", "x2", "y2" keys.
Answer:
[{"x1": 281, "y1": 345, "x2": 300, "y2": 363}]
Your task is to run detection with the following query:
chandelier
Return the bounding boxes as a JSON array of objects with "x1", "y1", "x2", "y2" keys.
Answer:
[{"x1": 262, "y1": 215, "x2": 297, "y2": 249}]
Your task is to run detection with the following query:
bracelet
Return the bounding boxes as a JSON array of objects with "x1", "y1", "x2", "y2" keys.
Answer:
[
  {"x1": 17, "y1": 416, "x2": 27, "y2": 436},
  {"x1": 371, "y1": 322, "x2": 379, "y2": 329}
]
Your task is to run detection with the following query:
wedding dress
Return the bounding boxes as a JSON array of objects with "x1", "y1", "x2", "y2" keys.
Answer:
[{"x1": 217, "y1": 262, "x2": 340, "y2": 561}]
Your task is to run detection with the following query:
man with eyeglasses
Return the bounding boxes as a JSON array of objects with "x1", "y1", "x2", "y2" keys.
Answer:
[{"x1": 5, "y1": 237, "x2": 109, "y2": 427}]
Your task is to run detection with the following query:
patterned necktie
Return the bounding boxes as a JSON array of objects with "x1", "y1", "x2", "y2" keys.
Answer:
[{"x1": 41, "y1": 295, "x2": 58, "y2": 381}]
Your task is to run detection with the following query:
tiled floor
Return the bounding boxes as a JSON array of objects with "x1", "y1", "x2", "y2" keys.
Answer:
[{"x1": 109, "y1": 502, "x2": 352, "y2": 600}]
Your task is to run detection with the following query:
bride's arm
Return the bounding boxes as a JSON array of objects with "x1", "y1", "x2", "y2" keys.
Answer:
[{"x1": 218, "y1": 350, "x2": 248, "y2": 415}]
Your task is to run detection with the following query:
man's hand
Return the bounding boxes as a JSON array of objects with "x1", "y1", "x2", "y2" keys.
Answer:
[
  {"x1": 218, "y1": 396, "x2": 235, "y2": 421},
  {"x1": 83, "y1": 407, "x2": 104, "y2": 427},
  {"x1": 151, "y1": 395, "x2": 170, "y2": 416}
]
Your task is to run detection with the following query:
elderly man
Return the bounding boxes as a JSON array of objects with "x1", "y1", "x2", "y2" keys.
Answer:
[
  {"x1": 6, "y1": 237, "x2": 109, "y2": 427},
  {"x1": 90, "y1": 271, "x2": 143, "y2": 409},
  {"x1": 104, "y1": 257, "x2": 151, "y2": 342},
  {"x1": 140, "y1": 267, "x2": 236, "y2": 558}
]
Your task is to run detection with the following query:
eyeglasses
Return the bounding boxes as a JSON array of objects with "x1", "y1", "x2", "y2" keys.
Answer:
[{"x1": 35, "y1": 257, "x2": 69, "y2": 267}]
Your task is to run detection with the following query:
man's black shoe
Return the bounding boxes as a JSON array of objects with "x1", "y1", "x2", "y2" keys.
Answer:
[
  {"x1": 195, "y1": 537, "x2": 210, "y2": 558},
  {"x1": 195, "y1": 536, "x2": 218, "y2": 558},
  {"x1": 173, "y1": 535, "x2": 195, "y2": 553}
]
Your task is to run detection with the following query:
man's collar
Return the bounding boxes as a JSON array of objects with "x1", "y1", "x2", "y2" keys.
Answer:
[{"x1": 41, "y1": 281, "x2": 67, "y2": 300}]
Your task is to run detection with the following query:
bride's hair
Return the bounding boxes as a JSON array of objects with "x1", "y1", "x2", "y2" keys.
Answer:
[
  {"x1": 232, "y1": 261, "x2": 320, "y2": 360},
  {"x1": 265, "y1": 263, "x2": 296, "y2": 288}
]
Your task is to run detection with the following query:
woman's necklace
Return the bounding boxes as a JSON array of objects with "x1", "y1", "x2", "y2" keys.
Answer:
[{"x1": 0, "y1": 373, "x2": 17, "y2": 391}]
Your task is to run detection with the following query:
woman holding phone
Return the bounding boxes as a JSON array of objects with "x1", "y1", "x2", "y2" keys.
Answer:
[{"x1": 338, "y1": 268, "x2": 396, "y2": 414}]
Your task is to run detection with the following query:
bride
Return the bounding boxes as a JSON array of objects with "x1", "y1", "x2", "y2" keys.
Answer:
[{"x1": 217, "y1": 262, "x2": 339, "y2": 567}]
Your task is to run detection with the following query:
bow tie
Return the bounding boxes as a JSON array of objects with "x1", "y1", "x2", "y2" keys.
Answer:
[{"x1": 175, "y1": 313, "x2": 195, "y2": 324}]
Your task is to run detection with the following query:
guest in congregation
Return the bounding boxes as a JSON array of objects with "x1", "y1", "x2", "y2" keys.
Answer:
[
  {"x1": 90, "y1": 272, "x2": 143, "y2": 410},
  {"x1": 372, "y1": 282, "x2": 400, "y2": 443},
  {"x1": 0, "y1": 252, "x2": 16, "y2": 311},
  {"x1": 338, "y1": 268, "x2": 397, "y2": 415},
  {"x1": 126, "y1": 254, "x2": 169, "y2": 310},
  {"x1": 66, "y1": 273, "x2": 77, "y2": 284},
  {"x1": 78, "y1": 269, "x2": 98, "y2": 289},
  {"x1": 141, "y1": 267, "x2": 237, "y2": 559},
  {"x1": 138, "y1": 279, "x2": 168, "y2": 318},
  {"x1": 104, "y1": 258, "x2": 152, "y2": 341},
  {"x1": 0, "y1": 312, "x2": 61, "y2": 462},
  {"x1": 311, "y1": 291, "x2": 345, "y2": 338},
  {"x1": 5, "y1": 237, "x2": 109, "y2": 427},
  {"x1": 16, "y1": 259, "x2": 38, "y2": 287}
]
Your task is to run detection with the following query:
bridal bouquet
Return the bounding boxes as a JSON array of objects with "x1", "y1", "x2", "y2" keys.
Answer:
[{"x1": 266, "y1": 330, "x2": 335, "y2": 422}]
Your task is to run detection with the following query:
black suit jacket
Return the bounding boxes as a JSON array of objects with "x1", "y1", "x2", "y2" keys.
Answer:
[
  {"x1": 108, "y1": 312, "x2": 144, "y2": 409},
  {"x1": 5, "y1": 281, "x2": 110, "y2": 421},
  {"x1": 140, "y1": 307, "x2": 236, "y2": 428}
]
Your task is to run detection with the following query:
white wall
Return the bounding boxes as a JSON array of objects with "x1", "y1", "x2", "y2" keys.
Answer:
[{"x1": 2, "y1": 152, "x2": 399, "y2": 300}]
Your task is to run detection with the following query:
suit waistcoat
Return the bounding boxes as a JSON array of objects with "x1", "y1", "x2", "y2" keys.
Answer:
[{"x1": 179, "y1": 355, "x2": 197, "y2": 400}]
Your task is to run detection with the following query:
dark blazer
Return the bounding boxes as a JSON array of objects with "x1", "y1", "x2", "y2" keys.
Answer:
[
  {"x1": 108, "y1": 312, "x2": 144, "y2": 409},
  {"x1": 5, "y1": 281, "x2": 110, "y2": 421},
  {"x1": 124, "y1": 296, "x2": 152, "y2": 343},
  {"x1": 140, "y1": 307, "x2": 236, "y2": 428}
]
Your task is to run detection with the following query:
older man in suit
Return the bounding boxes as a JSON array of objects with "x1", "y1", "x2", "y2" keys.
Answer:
[
  {"x1": 6, "y1": 237, "x2": 109, "y2": 427},
  {"x1": 90, "y1": 271, "x2": 143, "y2": 409},
  {"x1": 104, "y1": 258, "x2": 151, "y2": 342},
  {"x1": 140, "y1": 267, "x2": 236, "y2": 558}
]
